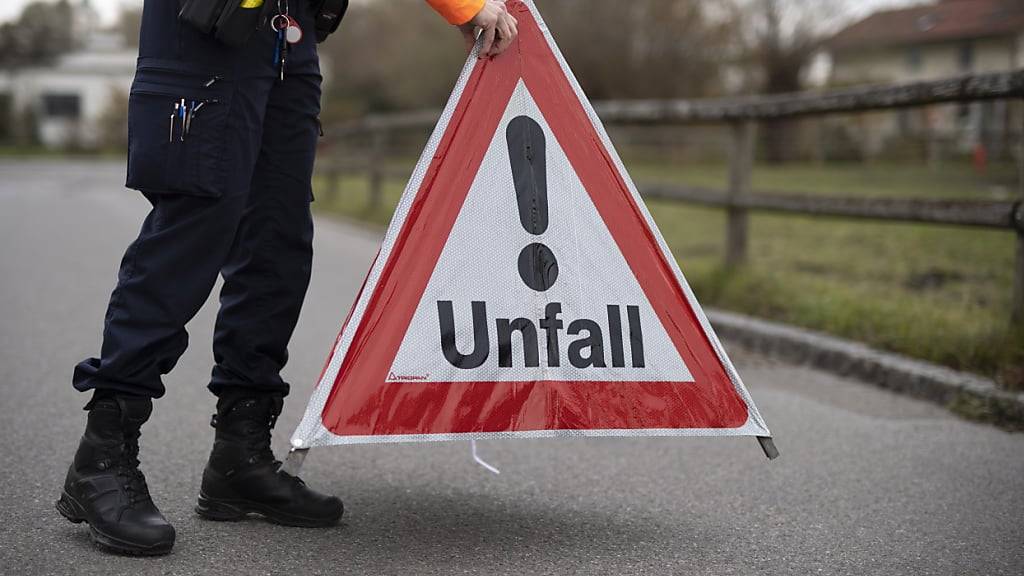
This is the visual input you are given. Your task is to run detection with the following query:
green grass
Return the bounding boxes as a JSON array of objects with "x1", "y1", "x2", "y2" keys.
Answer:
[
  {"x1": 313, "y1": 174, "x2": 408, "y2": 228},
  {"x1": 313, "y1": 160, "x2": 1024, "y2": 391}
]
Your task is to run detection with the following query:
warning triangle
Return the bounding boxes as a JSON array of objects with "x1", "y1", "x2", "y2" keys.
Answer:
[{"x1": 291, "y1": 0, "x2": 771, "y2": 447}]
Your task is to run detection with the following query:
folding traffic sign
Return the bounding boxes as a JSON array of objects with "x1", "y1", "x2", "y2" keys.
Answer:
[{"x1": 288, "y1": 0, "x2": 775, "y2": 462}]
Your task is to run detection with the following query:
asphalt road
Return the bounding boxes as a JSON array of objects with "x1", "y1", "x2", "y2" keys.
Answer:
[{"x1": 1, "y1": 159, "x2": 1022, "y2": 576}]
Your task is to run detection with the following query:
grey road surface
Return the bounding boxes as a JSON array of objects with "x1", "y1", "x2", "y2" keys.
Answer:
[{"x1": 1, "y1": 160, "x2": 1022, "y2": 576}]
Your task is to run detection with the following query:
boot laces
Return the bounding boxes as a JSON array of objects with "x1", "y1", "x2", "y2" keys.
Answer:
[
  {"x1": 235, "y1": 399, "x2": 281, "y2": 467},
  {"x1": 246, "y1": 416, "x2": 278, "y2": 466},
  {"x1": 116, "y1": 429, "x2": 151, "y2": 506},
  {"x1": 241, "y1": 404, "x2": 306, "y2": 486}
]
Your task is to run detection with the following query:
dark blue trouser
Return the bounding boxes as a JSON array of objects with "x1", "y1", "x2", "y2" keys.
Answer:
[{"x1": 73, "y1": 0, "x2": 323, "y2": 399}]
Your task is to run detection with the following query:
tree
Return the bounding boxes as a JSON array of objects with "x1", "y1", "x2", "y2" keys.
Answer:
[
  {"x1": 537, "y1": 0, "x2": 737, "y2": 100},
  {"x1": 317, "y1": 0, "x2": 739, "y2": 120},
  {"x1": 117, "y1": 8, "x2": 143, "y2": 48},
  {"x1": 752, "y1": 0, "x2": 839, "y2": 94},
  {"x1": 0, "y1": 0, "x2": 78, "y2": 69},
  {"x1": 736, "y1": 0, "x2": 847, "y2": 162},
  {"x1": 97, "y1": 86, "x2": 129, "y2": 150},
  {"x1": 318, "y1": 0, "x2": 467, "y2": 119}
]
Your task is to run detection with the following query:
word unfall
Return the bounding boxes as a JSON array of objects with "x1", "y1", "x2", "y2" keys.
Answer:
[{"x1": 436, "y1": 301, "x2": 646, "y2": 370}]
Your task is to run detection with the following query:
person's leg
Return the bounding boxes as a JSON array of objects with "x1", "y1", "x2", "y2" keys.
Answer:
[
  {"x1": 72, "y1": 0, "x2": 269, "y2": 400},
  {"x1": 197, "y1": 43, "x2": 342, "y2": 526},
  {"x1": 71, "y1": 191, "x2": 249, "y2": 399},
  {"x1": 208, "y1": 70, "x2": 320, "y2": 398},
  {"x1": 61, "y1": 0, "x2": 276, "y2": 554},
  {"x1": 62, "y1": 113, "x2": 265, "y2": 552}
]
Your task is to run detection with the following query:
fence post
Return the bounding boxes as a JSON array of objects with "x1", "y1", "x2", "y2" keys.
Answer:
[
  {"x1": 322, "y1": 164, "x2": 341, "y2": 206},
  {"x1": 368, "y1": 129, "x2": 388, "y2": 212},
  {"x1": 726, "y1": 120, "x2": 755, "y2": 267},
  {"x1": 1014, "y1": 100, "x2": 1024, "y2": 325},
  {"x1": 331, "y1": 167, "x2": 342, "y2": 200}
]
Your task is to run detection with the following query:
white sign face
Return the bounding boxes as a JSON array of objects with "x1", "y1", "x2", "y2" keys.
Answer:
[{"x1": 387, "y1": 82, "x2": 694, "y2": 385}]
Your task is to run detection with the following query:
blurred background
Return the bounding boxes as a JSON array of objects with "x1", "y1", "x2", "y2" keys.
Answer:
[{"x1": 0, "y1": 0, "x2": 1021, "y2": 407}]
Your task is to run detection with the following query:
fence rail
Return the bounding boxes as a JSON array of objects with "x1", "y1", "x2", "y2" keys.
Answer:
[
  {"x1": 316, "y1": 70, "x2": 1024, "y2": 323},
  {"x1": 642, "y1": 186, "x2": 1024, "y2": 230},
  {"x1": 330, "y1": 70, "x2": 1024, "y2": 133}
]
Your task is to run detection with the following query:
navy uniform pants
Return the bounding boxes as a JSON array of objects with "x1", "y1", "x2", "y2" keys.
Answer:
[{"x1": 73, "y1": 0, "x2": 322, "y2": 399}]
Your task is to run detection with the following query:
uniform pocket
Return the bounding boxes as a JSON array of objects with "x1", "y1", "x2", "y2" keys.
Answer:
[{"x1": 126, "y1": 59, "x2": 234, "y2": 197}]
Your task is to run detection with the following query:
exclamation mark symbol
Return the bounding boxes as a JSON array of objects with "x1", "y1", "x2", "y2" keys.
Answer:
[{"x1": 507, "y1": 115, "x2": 558, "y2": 291}]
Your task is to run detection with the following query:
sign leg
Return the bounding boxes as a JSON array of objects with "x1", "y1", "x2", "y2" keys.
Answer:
[
  {"x1": 757, "y1": 436, "x2": 780, "y2": 460},
  {"x1": 280, "y1": 447, "x2": 310, "y2": 476}
]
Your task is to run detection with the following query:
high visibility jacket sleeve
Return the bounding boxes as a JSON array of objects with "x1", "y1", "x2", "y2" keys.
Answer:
[{"x1": 426, "y1": 0, "x2": 485, "y2": 25}]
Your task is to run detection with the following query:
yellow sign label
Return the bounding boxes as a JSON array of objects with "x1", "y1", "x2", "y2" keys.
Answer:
[{"x1": 240, "y1": 0, "x2": 264, "y2": 8}]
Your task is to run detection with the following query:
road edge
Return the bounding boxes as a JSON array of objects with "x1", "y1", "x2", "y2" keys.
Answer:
[{"x1": 708, "y1": 308, "x2": 1024, "y2": 430}]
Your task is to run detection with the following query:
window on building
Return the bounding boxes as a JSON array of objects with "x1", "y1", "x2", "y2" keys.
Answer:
[
  {"x1": 958, "y1": 43, "x2": 974, "y2": 72},
  {"x1": 906, "y1": 47, "x2": 923, "y2": 72},
  {"x1": 0, "y1": 93, "x2": 12, "y2": 141},
  {"x1": 41, "y1": 93, "x2": 81, "y2": 119}
]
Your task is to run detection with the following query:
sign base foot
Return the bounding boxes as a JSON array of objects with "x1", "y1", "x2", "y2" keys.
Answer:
[
  {"x1": 757, "y1": 436, "x2": 779, "y2": 460},
  {"x1": 280, "y1": 447, "x2": 310, "y2": 476}
]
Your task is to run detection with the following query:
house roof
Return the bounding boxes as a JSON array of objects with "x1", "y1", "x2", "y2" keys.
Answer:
[{"x1": 829, "y1": 0, "x2": 1024, "y2": 52}]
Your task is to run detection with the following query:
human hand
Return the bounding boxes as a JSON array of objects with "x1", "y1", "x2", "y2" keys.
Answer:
[{"x1": 458, "y1": 0, "x2": 519, "y2": 58}]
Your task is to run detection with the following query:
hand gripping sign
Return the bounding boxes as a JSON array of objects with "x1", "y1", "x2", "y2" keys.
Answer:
[{"x1": 285, "y1": 0, "x2": 776, "y2": 472}]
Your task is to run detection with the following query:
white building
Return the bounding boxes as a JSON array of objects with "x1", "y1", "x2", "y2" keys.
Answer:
[
  {"x1": 0, "y1": 30, "x2": 135, "y2": 149},
  {"x1": 825, "y1": 0, "x2": 1024, "y2": 160}
]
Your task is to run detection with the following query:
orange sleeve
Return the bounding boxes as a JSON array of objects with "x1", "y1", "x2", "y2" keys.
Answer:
[{"x1": 426, "y1": 0, "x2": 486, "y2": 25}]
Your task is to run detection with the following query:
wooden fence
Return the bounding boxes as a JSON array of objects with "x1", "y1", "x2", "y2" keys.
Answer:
[{"x1": 316, "y1": 70, "x2": 1024, "y2": 323}]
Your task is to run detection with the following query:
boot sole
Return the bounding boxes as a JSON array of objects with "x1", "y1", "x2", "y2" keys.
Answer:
[
  {"x1": 195, "y1": 493, "x2": 342, "y2": 528},
  {"x1": 56, "y1": 492, "x2": 174, "y2": 556}
]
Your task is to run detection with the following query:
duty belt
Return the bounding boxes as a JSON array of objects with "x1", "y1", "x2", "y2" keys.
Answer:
[{"x1": 178, "y1": 0, "x2": 348, "y2": 47}]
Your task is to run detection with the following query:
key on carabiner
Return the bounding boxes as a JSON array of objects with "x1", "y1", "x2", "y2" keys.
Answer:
[{"x1": 271, "y1": 13, "x2": 289, "y2": 81}]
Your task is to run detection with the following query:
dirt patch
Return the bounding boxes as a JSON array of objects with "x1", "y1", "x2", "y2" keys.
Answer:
[{"x1": 904, "y1": 268, "x2": 965, "y2": 292}]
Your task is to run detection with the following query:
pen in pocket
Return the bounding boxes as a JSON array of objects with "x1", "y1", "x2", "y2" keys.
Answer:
[
  {"x1": 169, "y1": 102, "x2": 179, "y2": 143},
  {"x1": 185, "y1": 100, "x2": 196, "y2": 136},
  {"x1": 178, "y1": 99, "x2": 187, "y2": 142}
]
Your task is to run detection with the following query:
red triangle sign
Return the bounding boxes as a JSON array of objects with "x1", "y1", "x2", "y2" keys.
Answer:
[{"x1": 291, "y1": 0, "x2": 771, "y2": 448}]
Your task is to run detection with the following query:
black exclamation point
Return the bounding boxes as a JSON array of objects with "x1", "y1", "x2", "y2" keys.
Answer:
[{"x1": 507, "y1": 116, "x2": 558, "y2": 292}]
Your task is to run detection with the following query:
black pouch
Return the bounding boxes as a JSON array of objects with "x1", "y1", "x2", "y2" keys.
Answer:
[
  {"x1": 309, "y1": 0, "x2": 349, "y2": 43},
  {"x1": 178, "y1": 0, "x2": 269, "y2": 47}
]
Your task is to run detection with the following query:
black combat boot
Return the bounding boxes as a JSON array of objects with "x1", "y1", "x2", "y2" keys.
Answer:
[
  {"x1": 196, "y1": 393, "x2": 343, "y2": 527},
  {"x1": 56, "y1": 393, "x2": 175, "y2": 556}
]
